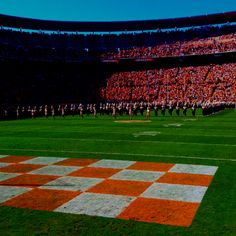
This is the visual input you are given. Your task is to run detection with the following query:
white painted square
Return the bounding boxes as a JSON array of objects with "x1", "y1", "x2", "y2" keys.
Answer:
[
  {"x1": 169, "y1": 164, "x2": 218, "y2": 175},
  {"x1": 40, "y1": 176, "x2": 104, "y2": 192},
  {"x1": 0, "y1": 186, "x2": 31, "y2": 203},
  {"x1": 55, "y1": 192, "x2": 135, "y2": 218},
  {"x1": 89, "y1": 159, "x2": 136, "y2": 169},
  {"x1": 110, "y1": 169, "x2": 164, "y2": 182},
  {"x1": 0, "y1": 173, "x2": 20, "y2": 182},
  {"x1": 29, "y1": 165, "x2": 81, "y2": 176},
  {"x1": 0, "y1": 163, "x2": 10, "y2": 167},
  {"x1": 141, "y1": 183, "x2": 208, "y2": 203},
  {"x1": 21, "y1": 156, "x2": 68, "y2": 165},
  {"x1": 0, "y1": 155, "x2": 8, "y2": 158}
]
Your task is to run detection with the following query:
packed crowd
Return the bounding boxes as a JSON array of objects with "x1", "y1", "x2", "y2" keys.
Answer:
[
  {"x1": 101, "y1": 33, "x2": 236, "y2": 59},
  {"x1": 101, "y1": 63, "x2": 236, "y2": 104}
]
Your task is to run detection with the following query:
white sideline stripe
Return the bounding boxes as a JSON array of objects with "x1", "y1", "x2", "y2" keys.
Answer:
[
  {"x1": 0, "y1": 148, "x2": 235, "y2": 162},
  {"x1": 1, "y1": 137, "x2": 236, "y2": 147},
  {"x1": 5, "y1": 130, "x2": 236, "y2": 138},
  {"x1": 20, "y1": 130, "x2": 236, "y2": 138}
]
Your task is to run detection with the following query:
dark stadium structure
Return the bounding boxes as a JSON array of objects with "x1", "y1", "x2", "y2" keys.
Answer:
[{"x1": 0, "y1": 12, "x2": 235, "y2": 119}]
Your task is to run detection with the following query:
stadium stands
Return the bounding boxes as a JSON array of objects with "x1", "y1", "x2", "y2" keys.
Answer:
[
  {"x1": 101, "y1": 63, "x2": 236, "y2": 104},
  {"x1": 0, "y1": 25, "x2": 235, "y2": 62}
]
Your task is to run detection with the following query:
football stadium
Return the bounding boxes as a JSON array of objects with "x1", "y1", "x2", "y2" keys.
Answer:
[{"x1": 0, "y1": 1, "x2": 235, "y2": 235}]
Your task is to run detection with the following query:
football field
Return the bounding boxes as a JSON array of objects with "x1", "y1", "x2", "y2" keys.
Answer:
[{"x1": 0, "y1": 109, "x2": 235, "y2": 235}]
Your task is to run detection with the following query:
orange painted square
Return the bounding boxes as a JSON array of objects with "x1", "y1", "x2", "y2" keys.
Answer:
[
  {"x1": 157, "y1": 172, "x2": 213, "y2": 186},
  {"x1": 128, "y1": 162, "x2": 174, "y2": 172},
  {"x1": 56, "y1": 158, "x2": 98, "y2": 166},
  {"x1": 0, "y1": 164, "x2": 45, "y2": 173},
  {"x1": 69, "y1": 167, "x2": 120, "y2": 178},
  {"x1": 0, "y1": 174, "x2": 58, "y2": 188},
  {"x1": 4, "y1": 188, "x2": 80, "y2": 211},
  {"x1": 87, "y1": 179, "x2": 151, "y2": 196},
  {"x1": 0, "y1": 156, "x2": 34, "y2": 163},
  {"x1": 118, "y1": 198, "x2": 200, "y2": 227}
]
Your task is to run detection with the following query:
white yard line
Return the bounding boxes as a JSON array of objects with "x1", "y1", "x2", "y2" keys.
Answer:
[
  {"x1": 3, "y1": 130, "x2": 235, "y2": 138},
  {"x1": 1, "y1": 136, "x2": 235, "y2": 147},
  {"x1": 0, "y1": 148, "x2": 235, "y2": 162}
]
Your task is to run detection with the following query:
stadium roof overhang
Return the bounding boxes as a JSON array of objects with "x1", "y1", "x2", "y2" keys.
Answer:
[{"x1": 0, "y1": 11, "x2": 235, "y2": 32}]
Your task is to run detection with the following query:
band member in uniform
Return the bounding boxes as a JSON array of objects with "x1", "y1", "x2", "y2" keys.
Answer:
[
  {"x1": 16, "y1": 106, "x2": 20, "y2": 119},
  {"x1": 102, "y1": 104, "x2": 106, "y2": 115},
  {"x1": 51, "y1": 105, "x2": 55, "y2": 120},
  {"x1": 122, "y1": 103, "x2": 126, "y2": 115},
  {"x1": 154, "y1": 103, "x2": 158, "y2": 117},
  {"x1": 22, "y1": 107, "x2": 25, "y2": 118},
  {"x1": 183, "y1": 102, "x2": 187, "y2": 116},
  {"x1": 93, "y1": 104, "x2": 97, "y2": 119},
  {"x1": 146, "y1": 106, "x2": 151, "y2": 120},
  {"x1": 133, "y1": 103, "x2": 138, "y2": 116},
  {"x1": 71, "y1": 104, "x2": 75, "y2": 117},
  {"x1": 126, "y1": 103, "x2": 129, "y2": 115},
  {"x1": 161, "y1": 103, "x2": 166, "y2": 116},
  {"x1": 90, "y1": 104, "x2": 93, "y2": 116},
  {"x1": 4, "y1": 109, "x2": 7, "y2": 120},
  {"x1": 61, "y1": 105, "x2": 65, "y2": 119},
  {"x1": 28, "y1": 106, "x2": 31, "y2": 118},
  {"x1": 128, "y1": 105, "x2": 133, "y2": 120},
  {"x1": 39, "y1": 106, "x2": 43, "y2": 117},
  {"x1": 112, "y1": 105, "x2": 116, "y2": 119},
  {"x1": 79, "y1": 104, "x2": 84, "y2": 119},
  {"x1": 192, "y1": 103, "x2": 196, "y2": 117},
  {"x1": 31, "y1": 106, "x2": 36, "y2": 119},
  {"x1": 44, "y1": 105, "x2": 48, "y2": 118},
  {"x1": 64, "y1": 104, "x2": 68, "y2": 116},
  {"x1": 140, "y1": 102, "x2": 144, "y2": 116},
  {"x1": 202, "y1": 103, "x2": 206, "y2": 116},
  {"x1": 118, "y1": 103, "x2": 122, "y2": 116},
  {"x1": 105, "y1": 103, "x2": 110, "y2": 115},
  {"x1": 99, "y1": 103, "x2": 103, "y2": 116},
  {"x1": 168, "y1": 102, "x2": 173, "y2": 116},
  {"x1": 176, "y1": 102, "x2": 180, "y2": 116}
]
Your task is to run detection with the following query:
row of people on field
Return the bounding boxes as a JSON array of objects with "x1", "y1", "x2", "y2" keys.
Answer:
[{"x1": 0, "y1": 101, "x2": 234, "y2": 120}]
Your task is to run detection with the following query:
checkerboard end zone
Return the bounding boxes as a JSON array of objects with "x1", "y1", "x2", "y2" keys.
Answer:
[{"x1": 0, "y1": 155, "x2": 218, "y2": 227}]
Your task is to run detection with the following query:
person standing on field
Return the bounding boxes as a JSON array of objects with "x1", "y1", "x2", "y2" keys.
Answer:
[
  {"x1": 112, "y1": 105, "x2": 116, "y2": 119},
  {"x1": 44, "y1": 105, "x2": 48, "y2": 118},
  {"x1": 93, "y1": 104, "x2": 97, "y2": 119},
  {"x1": 146, "y1": 106, "x2": 151, "y2": 120},
  {"x1": 79, "y1": 104, "x2": 84, "y2": 119},
  {"x1": 183, "y1": 102, "x2": 187, "y2": 116},
  {"x1": 51, "y1": 105, "x2": 55, "y2": 120},
  {"x1": 128, "y1": 105, "x2": 133, "y2": 120},
  {"x1": 176, "y1": 102, "x2": 180, "y2": 116}
]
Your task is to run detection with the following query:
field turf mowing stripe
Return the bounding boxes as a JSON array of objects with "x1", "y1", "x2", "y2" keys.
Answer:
[{"x1": 0, "y1": 148, "x2": 235, "y2": 162}]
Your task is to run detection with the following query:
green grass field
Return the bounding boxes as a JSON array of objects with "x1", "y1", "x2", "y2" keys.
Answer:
[{"x1": 0, "y1": 109, "x2": 235, "y2": 235}]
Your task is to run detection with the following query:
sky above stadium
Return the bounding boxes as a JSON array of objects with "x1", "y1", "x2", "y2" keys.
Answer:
[{"x1": 0, "y1": 0, "x2": 235, "y2": 22}]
